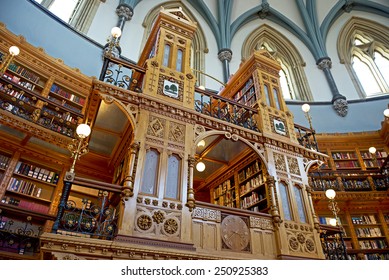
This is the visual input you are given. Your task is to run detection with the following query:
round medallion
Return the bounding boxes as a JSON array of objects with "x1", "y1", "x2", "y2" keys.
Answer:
[{"x1": 221, "y1": 215, "x2": 250, "y2": 251}]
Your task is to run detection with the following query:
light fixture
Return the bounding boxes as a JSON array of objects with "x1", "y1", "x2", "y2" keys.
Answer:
[
  {"x1": 105, "y1": 26, "x2": 122, "y2": 57},
  {"x1": 198, "y1": 85, "x2": 206, "y2": 91},
  {"x1": 0, "y1": 45, "x2": 20, "y2": 74},
  {"x1": 301, "y1": 103, "x2": 310, "y2": 113},
  {"x1": 329, "y1": 218, "x2": 337, "y2": 227},
  {"x1": 68, "y1": 123, "x2": 91, "y2": 173},
  {"x1": 384, "y1": 108, "x2": 389, "y2": 118},
  {"x1": 196, "y1": 161, "x2": 206, "y2": 172},
  {"x1": 368, "y1": 146, "x2": 376, "y2": 154},
  {"x1": 197, "y1": 140, "x2": 205, "y2": 147},
  {"x1": 325, "y1": 188, "x2": 336, "y2": 200}
]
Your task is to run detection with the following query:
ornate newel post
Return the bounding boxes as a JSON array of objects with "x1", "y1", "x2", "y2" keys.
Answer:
[
  {"x1": 121, "y1": 141, "x2": 140, "y2": 200},
  {"x1": 316, "y1": 57, "x2": 348, "y2": 117},
  {"x1": 186, "y1": 156, "x2": 196, "y2": 211},
  {"x1": 305, "y1": 185, "x2": 320, "y2": 232},
  {"x1": 266, "y1": 174, "x2": 282, "y2": 227},
  {"x1": 218, "y1": 48, "x2": 233, "y2": 84}
]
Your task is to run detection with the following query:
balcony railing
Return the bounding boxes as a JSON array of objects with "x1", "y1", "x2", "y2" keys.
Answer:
[
  {"x1": 54, "y1": 176, "x2": 122, "y2": 240},
  {"x1": 194, "y1": 88, "x2": 259, "y2": 131},
  {"x1": 294, "y1": 123, "x2": 319, "y2": 151},
  {"x1": 320, "y1": 224, "x2": 348, "y2": 260}
]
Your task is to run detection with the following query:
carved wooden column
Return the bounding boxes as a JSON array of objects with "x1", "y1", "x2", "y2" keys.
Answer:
[
  {"x1": 305, "y1": 184, "x2": 320, "y2": 232},
  {"x1": 122, "y1": 141, "x2": 140, "y2": 199},
  {"x1": 266, "y1": 174, "x2": 282, "y2": 227},
  {"x1": 186, "y1": 156, "x2": 196, "y2": 211}
]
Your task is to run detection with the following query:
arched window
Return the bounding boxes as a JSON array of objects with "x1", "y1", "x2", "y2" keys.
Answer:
[
  {"x1": 176, "y1": 49, "x2": 183, "y2": 72},
  {"x1": 278, "y1": 181, "x2": 292, "y2": 221},
  {"x1": 264, "y1": 84, "x2": 271, "y2": 106},
  {"x1": 165, "y1": 154, "x2": 181, "y2": 199},
  {"x1": 338, "y1": 18, "x2": 389, "y2": 98},
  {"x1": 35, "y1": 0, "x2": 101, "y2": 34},
  {"x1": 293, "y1": 185, "x2": 307, "y2": 223},
  {"x1": 141, "y1": 149, "x2": 160, "y2": 195},
  {"x1": 163, "y1": 43, "x2": 171, "y2": 67},
  {"x1": 242, "y1": 25, "x2": 313, "y2": 101}
]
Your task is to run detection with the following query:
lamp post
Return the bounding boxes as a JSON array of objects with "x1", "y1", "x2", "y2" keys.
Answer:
[
  {"x1": 105, "y1": 26, "x2": 122, "y2": 58},
  {"x1": 325, "y1": 189, "x2": 339, "y2": 226},
  {"x1": 0, "y1": 46, "x2": 20, "y2": 74},
  {"x1": 301, "y1": 103, "x2": 319, "y2": 151},
  {"x1": 52, "y1": 123, "x2": 91, "y2": 233}
]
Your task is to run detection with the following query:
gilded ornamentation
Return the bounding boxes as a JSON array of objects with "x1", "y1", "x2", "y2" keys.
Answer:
[
  {"x1": 152, "y1": 200, "x2": 158, "y2": 206},
  {"x1": 169, "y1": 121, "x2": 185, "y2": 144},
  {"x1": 287, "y1": 156, "x2": 300, "y2": 175},
  {"x1": 162, "y1": 201, "x2": 168, "y2": 208},
  {"x1": 163, "y1": 218, "x2": 179, "y2": 235},
  {"x1": 152, "y1": 211, "x2": 165, "y2": 224},
  {"x1": 274, "y1": 153, "x2": 287, "y2": 172},
  {"x1": 144, "y1": 198, "x2": 151, "y2": 205},
  {"x1": 297, "y1": 233, "x2": 305, "y2": 243},
  {"x1": 137, "y1": 214, "x2": 152, "y2": 231}
]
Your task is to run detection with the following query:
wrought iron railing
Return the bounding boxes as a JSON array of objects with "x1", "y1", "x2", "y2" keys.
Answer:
[
  {"x1": 294, "y1": 123, "x2": 319, "y2": 151},
  {"x1": 0, "y1": 210, "x2": 42, "y2": 257},
  {"x1": 99, "y1": 55, "x2": 146, "y2": 92},
  {"x1": 55, "y1": 177, "x2": 122, "y2": 240},
  {"x1": 194, "y1": 88, "x2": 259, "y2": 131},
  {"x1": 320, "y1": 224, "x2": 348, "y2": 260}
]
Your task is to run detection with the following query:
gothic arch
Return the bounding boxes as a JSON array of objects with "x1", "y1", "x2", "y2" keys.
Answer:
[
  {"x1": 337, "y1": 17, "x2": 389, "y2": 98},
  {"x1": 242, "y1": 24, "x2": 313, "y2": 101},
  {"x1": 140, "y1": 1, "x2": 208, "y2": 86}
]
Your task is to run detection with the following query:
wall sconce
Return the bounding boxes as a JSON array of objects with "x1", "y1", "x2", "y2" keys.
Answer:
[
  {"x1": 105, "y1": 26, "x2": 122, "y2": 57},
  {"x1": 0, "y1": 45, "x2": 20, "y2": 74},
  {"x1": 196, "y1": 161, "x2": 206, "y2": 172},
  {"x1": 68, "y1": 123, "x2": 91, "y2": 173}
]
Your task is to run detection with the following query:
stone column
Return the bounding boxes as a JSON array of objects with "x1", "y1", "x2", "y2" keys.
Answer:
[
  {"x1": 218, "y1": 48, "x2": 233, "y2": 84},
  {"x1": 317, "y1": 57, "x2": 348, "y2": 117},
  {"x1": 116, "y1": 3, "x2": 133, "y2": 30}
]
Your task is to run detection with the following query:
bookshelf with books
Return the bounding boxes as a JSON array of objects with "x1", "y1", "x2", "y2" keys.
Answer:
[
  {"x1": 318, "y1": 214, "x2": 353, "y2": 251},
  {"x1": 238, "y1": 159, "x2": 268, "y2": 213},
  {"x1": 360, "y1": 149, "x2": 387, "y2": 169},
  {"x1": 2, "y1": 158, "x2": 60, "y2": 215},
  {"x1": 0, "y1": 44, "x2": 90, "y2": 139},
  {"x1": 212, "y1": 175, "x2": 237, "y2": 208},
  {"x1": 331, "y1": 151, "x2": 360, "y2": 170},
  {"x1": 232, "y1": 77, "x2": 258, "y2": 108}
]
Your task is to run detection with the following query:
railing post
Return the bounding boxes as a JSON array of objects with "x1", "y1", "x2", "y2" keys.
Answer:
[{"x1": 52, "y1": 171, "x2": 74, "y2": 233}]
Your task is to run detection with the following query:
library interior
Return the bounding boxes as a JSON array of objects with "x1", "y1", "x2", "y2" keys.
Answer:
[{"x1": 0, "y1": 0, "x2": 388, "y2": 260}]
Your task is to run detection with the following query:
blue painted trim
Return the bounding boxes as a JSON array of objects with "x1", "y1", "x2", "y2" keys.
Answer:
[
  {"x1": 121, "y1": 0, "x2": 142, "y2": 8},
  {"x1": 307, "y1": 0, "x2": 327, "y2": 55},
  {"x1": 187, "y1": 0, "x2": 221, "y2": 49}
]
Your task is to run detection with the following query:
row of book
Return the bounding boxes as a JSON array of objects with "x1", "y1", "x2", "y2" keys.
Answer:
[
  {"x1": 7, "y1": 62, "x2": 40, "y2": 84},
  {"x1": 240, "y1": 191, "x2": 265, "y2": 209},
  {"x1": 41, "y1": 106, "x2": 77, "y2": 124},
  {"x1": 7, "y1": 177, "x2": 43, "y2": 198},
  {"x1": 0, "y1": 81, "x2": 35, "y2": 105},
  {"x1": 384, "y1": 214, "x2": 389, "y2": 224},
  {"x1": 48, "y1": 95, "x2": 82, "y2": 113},
  {"x1": 363, "y1": 159, "x2": 385, "y2": 168},
  {"x1": 351, "y1": 215, "x2": 378, "y2": 225},
  {"x1": 0, "y1": 195, "x2": 49, "y2": 214},
  {"x1": 0, "y1": 154, "x2": 10, "y2": 169},
  {"x1": 238, "y1": 161, "x2": 260, "y2": 183},
  {"x1": 342, "y1": 179, "x2": 370, "y2": 190},
  {"x1": 233, "y1": 78, "x2": 254, "y2": 101},
  {"x1": 213, "y1": 179, "x2": 234, "y2": 199},
  {"x1": 50, "y1": 83, "x2": 86, "y2": 105},
  {"x1": 360, "y1": 150, "x2": 388, "y2": 159},
  {"x1": 309, "y1": 178, "x2": 340, "y2": 191},
  {"x1": 213, "y1": 189, "x2": 236, "y2": 207},
  {"x1": 332, "y1": 152, "x2": 357, "y2": 160},
  {"x1": 363, "y1": 253, "x2": 389, "y2": 260},
  {"x1": 14, "y1": 161, "x2": 59, "y2": 184},
  {"x1": 37, "y1": 116, "x2": 75, "y2": 137},
  {"x1": 335, "y1": 161, "x2": 360, "y2": 169},
  {"x1": 355, "y1": 227, "x2": 382, "y2": 237},
  {"x1": 240, "y1": 175, "x2": 264, "y2": 197},
  {"x1": 358, "y1": 239, "x2": 387, "y2": 250}
]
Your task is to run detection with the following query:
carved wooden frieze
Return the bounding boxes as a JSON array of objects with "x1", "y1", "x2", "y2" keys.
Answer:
[
  {"x1": 287, "y1": 156, "x2": 300, "y2": 175},
  {"x1": 168, "y1": 121, "x2": 185, "y2": 144},
  {"x1": 147, "y1": 115, "x2": 166, "y2": 138},
  {"x1": 273, "y1": 152, "x2": 287, "y2": 172},
  {"x1": 191, "y1": 207, "x2": 221, "y2": 223},
  {"x1": 249, "y1": 216, "x2": 274, "y2": 230}
]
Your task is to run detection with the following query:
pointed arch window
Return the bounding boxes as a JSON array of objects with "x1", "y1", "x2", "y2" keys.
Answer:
[
  {"x1": 293, "y1": 185, "x2": 307, "y2": 223},
  {"x1": 165, "y1": 154, "x2": 181, "y2": 199},
  {"x1": 141, "y1": 149, "x2": 160, "y2": 195},
  {"x1": 278, "y1": 181, "x2": 292, "y2": 221},
  {"x1": 163, "y1": 44, "x2": 171, "y2": 67},
  {"x1": 176, "y1": 49, "x2": 184, "y2": 72},
  {"x1": 338, "y1": 18, "x2": 389, "y2": 98}
]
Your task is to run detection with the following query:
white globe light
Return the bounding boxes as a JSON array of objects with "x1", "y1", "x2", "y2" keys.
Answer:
[
  {"x1": 369, "y1": 147, "x2": 376, "y2": 154},
  {"x1": 384, "y1": 108, "x2": 389, "y2": 118},
  {"x1": 76, "y1": 124, "x2": 91, "y2": 138},
  {"x1": 111, "y1": 27, "x2": 122, "y2": 38},
  {"x1": 198, "y1": 85, "x2": 206, "y2": 90},
  {"x1": 197, "y1": 140, "x2": 205, "y2": 147},
  {"x1": 325, "y1": 189, "x2": 336, "y2": 200},
  {"x1": 9, "y1": 46, "x2": 20, "y2": 56},
  {"x1": 329, "y1": 218, "x2": 337, "y2": 226},
  {"x1": 301, "y1": 103, "x2": 310, "y2": 113},
  {"x1": 196, "y1": 161, "x2": 205, "y2": 172}
]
